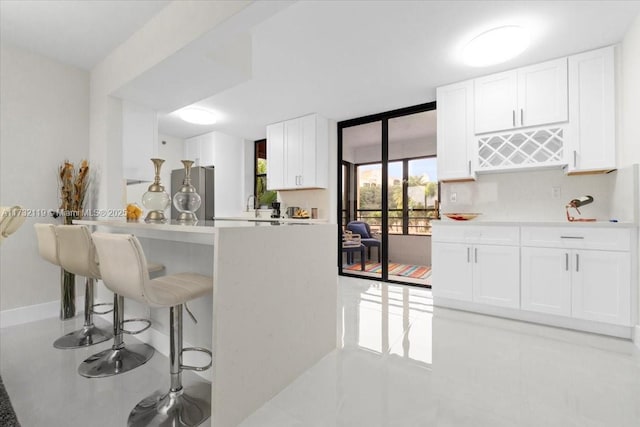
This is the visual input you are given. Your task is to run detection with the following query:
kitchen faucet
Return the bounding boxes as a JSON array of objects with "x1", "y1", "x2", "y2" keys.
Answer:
[{"x1": 246, "y1": 195, "x2": 257, "y2": 216}]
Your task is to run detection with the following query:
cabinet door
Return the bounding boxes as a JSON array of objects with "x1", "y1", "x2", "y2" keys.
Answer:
[
  {"x1": 432, "y1": 242, "x2": 473, "y2": 301},
  {"x1": 565, "y1": 46, "x2": 615, "y2": 174},
  {"x1": 572, "y1": 250, "x2": 631, "y2": 325},
  {"x1": 299, "y1": 114, "x2": 317, "y2": 188},
  {"x1": 436, "y1": 81, "x2": 475, "y2": 181},
  {"x1": 184, "y1": 137, "x2": 201, "y2": 166},
  {"x1": 521, "y1": 247, "x2": 571, "y2": 316},
  {"x1": 266, "y1": 122, "x2": 285, "y2": 190},
  {"x1": 474, "y1": 70, "x2": 517, "y2": 134},
  {"x1": 199, "y1": 133, "x2": 215, "y2": 167},
  {"x1": 284, "y1": 118, "x2": 302, "y2": 188},
  {"x1": 517, "y1": 58, "x2": 568, "y2": 128},
  {"x1": 472, "y1": 245, "x2": 520, "y2": 308}
]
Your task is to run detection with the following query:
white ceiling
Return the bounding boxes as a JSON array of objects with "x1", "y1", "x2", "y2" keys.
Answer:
[
  {"x1": 2, "y1": 1, "x2": 639, "y2": 143},
  {"x1": 158, "y1": 0, "x2": 640, "y2": 141},
  {"x1": 0, "y1": 0, "x2": 170, "y2": 70}
]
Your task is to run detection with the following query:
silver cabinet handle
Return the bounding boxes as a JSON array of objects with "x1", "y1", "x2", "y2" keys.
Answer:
[
  {"x1": 512, "y1": 110, "x2": 516, "y2": 127},
  {"x1": 467, "y1": 247, "x2": 470, "y2": 263},
  {"x1": 468, "y1": 160, "x2": 471, "y2": 175},
  {"x1": 560, "y1": 236, "x2": 584, "y2": 239},
  {"x1": 474, "y1": 248, "x2": 478, "y2": 263},
  {"x1": 520, "y1": 109, "x2": 524, "y2": 126},
  {"x1": 573, "y1": 150, "x2": 577, "y2": 168},
  {"x1": 576, "y1": 254, "x2": 580, "y2": 272},
  {"x1": 565, "y1": 253, "x2": 569, "y2": 271}
]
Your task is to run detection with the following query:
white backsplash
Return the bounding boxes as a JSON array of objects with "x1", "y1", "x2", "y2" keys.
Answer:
[
  {"x1": 277, "y1": 189, "x2": 330, "y2": 220},
  {"x1": 440, "y1": 165, "x2": 638, "y2": 222}
]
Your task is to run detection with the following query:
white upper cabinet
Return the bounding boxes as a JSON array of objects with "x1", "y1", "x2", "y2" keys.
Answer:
[
  {"x1": 565, "y1": 46, "x2": 615, "y2": 174},
  {"x1": 474, "y1": 71, "x2": 518, "y2": 134},
  {"x1": 266, "y1": 122, "x2": 285, "y2": 190},
  {"x1": 475, "y1": 57, "x2": 568, "y2": 134},
  {"x1": 436, "y1": 80, "x2": 476, "y2": 181},
  {"x1": 267, "y1": 113, "x2": 328, "y2": 190}
]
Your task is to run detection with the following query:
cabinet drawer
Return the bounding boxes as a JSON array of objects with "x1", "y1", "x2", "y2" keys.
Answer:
[
  {"x1": 521, "y1": 226, "x2": 630, "y2": 251},
  {"x1": 432, "y1": 224, "x2": 519, "y2": 245}
]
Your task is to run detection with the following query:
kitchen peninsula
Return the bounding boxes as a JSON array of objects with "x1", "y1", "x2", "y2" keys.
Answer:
[{"x1": 75, "y1": 218, "x2": 337, "y2": 427}]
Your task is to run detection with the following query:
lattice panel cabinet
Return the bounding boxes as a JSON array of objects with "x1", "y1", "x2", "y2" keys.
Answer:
[{"x1": 477, "y1": 127, "x2": 565, "y2": 171}]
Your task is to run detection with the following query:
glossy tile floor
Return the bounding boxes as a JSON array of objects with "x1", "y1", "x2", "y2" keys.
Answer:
[{"x1": 2, "y1": 276, "x2": 640, "y2": 426}]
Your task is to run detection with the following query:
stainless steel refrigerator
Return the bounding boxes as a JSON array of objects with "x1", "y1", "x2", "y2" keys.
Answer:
[{"x1": 170, "y1": 166, "x2": 215, "y2": 220}]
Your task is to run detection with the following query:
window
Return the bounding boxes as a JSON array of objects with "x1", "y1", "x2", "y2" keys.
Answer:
[
  {"x1": 254, "y1": 139, "x2": 277, "y2": 208},
  {"x1": 356, "y1": 157, "x2": 438, "y2": 235}
]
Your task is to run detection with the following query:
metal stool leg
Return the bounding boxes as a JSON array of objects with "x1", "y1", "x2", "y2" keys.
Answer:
[
  {"x1": 53, "y1": 278, "x2": 112, "y2": 349},
  {"x1": 78, "y1": 294, "x2": 154, "y2": 378},
  {"x1": 128, "y1": 304, "x2": 211, "y2": 427}
]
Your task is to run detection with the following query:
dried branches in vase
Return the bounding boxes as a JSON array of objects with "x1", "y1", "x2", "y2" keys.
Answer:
[
  {"x1": 56, "y1": 159, "x2": 90, "y2": 319},
  {"x1": 58, "y1": 159, "x2": 89, "y2": 225}
]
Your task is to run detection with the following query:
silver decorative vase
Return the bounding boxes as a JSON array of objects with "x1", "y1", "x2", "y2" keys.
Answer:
[
  {"x1": 172, "y1": 160, "x2": 201, "y2": 223},
  {"x1": 142, "y1": 158, "x2": 170, "y2": 223}
]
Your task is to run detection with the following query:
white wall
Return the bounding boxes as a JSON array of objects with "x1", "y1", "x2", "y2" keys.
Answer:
[
  {"x1": 0, "y1": 43, "x2": 89, "y2": 311},
  {"x1": 618, "y1": 14, "x2": 640, "y2": 340}
]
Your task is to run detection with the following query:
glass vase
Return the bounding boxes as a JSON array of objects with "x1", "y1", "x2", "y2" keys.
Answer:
[
  {"x1": 60, "y1": 212, "x2": 76, "y2": 319},
  {"x1": 173, "y1": 160, "x2": 201, "y2": 223}
]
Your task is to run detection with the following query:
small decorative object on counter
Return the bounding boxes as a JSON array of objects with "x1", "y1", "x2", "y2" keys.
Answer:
[
  {"x1": 311, "y1": 208, "x2": 318, "y2": 219},
  {"x1": 172, "y1": 160, "x2": 201, "y2": 223},
  {"x1": 126, "y1": 203, "x2": 143, "y2": 221},
  {"x1": 142, "y1": 158, "x2": 170, "y2": 223},
  {"x1": 566, "y1": 195, "x2": 596, "y2": 222},
  {"x1": 444, "y1": 213, "x2": 480, "y2": 221}
]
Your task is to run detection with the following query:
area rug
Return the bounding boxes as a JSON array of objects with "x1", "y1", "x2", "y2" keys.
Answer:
[
  {"x1": 0, "y1": 375, "x2": 21, "y2": 427},
  {"x1": 344, "y1": 262, "x2": 431, "y2": 280}
]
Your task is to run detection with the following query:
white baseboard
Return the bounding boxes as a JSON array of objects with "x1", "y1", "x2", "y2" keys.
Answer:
[
  {"x1": 634, "y1": 325, "x2": 640, "y2": 350},
  {"x1": 0, "y1": 296, "x2": 85, "y2": 329}
]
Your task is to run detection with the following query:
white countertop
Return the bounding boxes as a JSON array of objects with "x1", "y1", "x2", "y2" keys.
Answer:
[
  {"x1": 433, "y1": 219, "x2": 637, "y2": 228},
  {"x1": 75, "y1": 217, "x2": 323, "y2": 234}
]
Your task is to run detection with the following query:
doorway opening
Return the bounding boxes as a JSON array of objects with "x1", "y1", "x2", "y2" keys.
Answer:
[{"x1": 338, "y1": 102, "x2": 438, "y2": 287}]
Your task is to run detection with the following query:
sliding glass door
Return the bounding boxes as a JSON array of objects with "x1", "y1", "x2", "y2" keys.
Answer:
[
  {"x1": 341, "y1": 121, "x2": 383, "y2": 280},
  {"x1": 338, "y1": 103, "x2": 437, "y2": 287}
]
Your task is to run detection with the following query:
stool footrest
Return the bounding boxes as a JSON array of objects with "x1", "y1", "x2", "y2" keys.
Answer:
[
  {"x1": 122, "y1": 318, "x2": 152, "y2": 335},
  {"x1": 91, "y1": 302, "x2": 114, "y2": 315},
  {"x1": 180, "y1": 347, "x2": 212, "y2": 372}
]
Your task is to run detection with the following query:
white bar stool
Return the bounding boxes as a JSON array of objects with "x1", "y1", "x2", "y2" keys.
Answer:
[
  {"x1": 35, "y1": 223, "x2": 97, "y2": 347},
  {"x1": 76, "y1": 234, "x2": 165, "y2": 378},
  {"x1": 92, "y1": 232, "x2": 213, "y2": 427},
  {"x1": 53, "y1": 225, "x2": 113, "y2": 348}
]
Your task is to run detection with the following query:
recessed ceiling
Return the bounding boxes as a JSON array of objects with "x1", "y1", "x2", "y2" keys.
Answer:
[{"x1": 0, "y1": 0, "x2": 170, "y2": 70}]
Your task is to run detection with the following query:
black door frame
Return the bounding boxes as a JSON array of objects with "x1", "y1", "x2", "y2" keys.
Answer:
[{"x1": 337, "y1": 101, "x2": 437, "y2": 287}]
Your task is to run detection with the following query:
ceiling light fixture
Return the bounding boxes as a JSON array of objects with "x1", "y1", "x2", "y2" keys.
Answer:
[
  {"x1": 461, "y1": 25, "x2": 530, "y2": 67},
  {"x1": 178, "y1": 107, "x2": 217, "y2": 125}
]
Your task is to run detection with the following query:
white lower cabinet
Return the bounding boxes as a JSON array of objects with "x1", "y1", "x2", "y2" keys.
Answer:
[
  {"x1": 434, "y1": 223, "x2": 636, "y2": 335},
  {"x1": 521, "y1": 226, "x2": 633, "y2": 327},
  {"x1": 572, "y1": 250, "x2": 630, "y2": 325},
  {"x1": 432, "y1": 226, "x2": 520, "y2": 309},
  {"x1": 472, "y1": 245, "x2": 520, "y2": 308},
  {"x1": 521, "y1": 247, "x2": 572, "y2": 316},
  {"x1": 432, "y1": 242, "x2": 473, "y2": 301}
]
